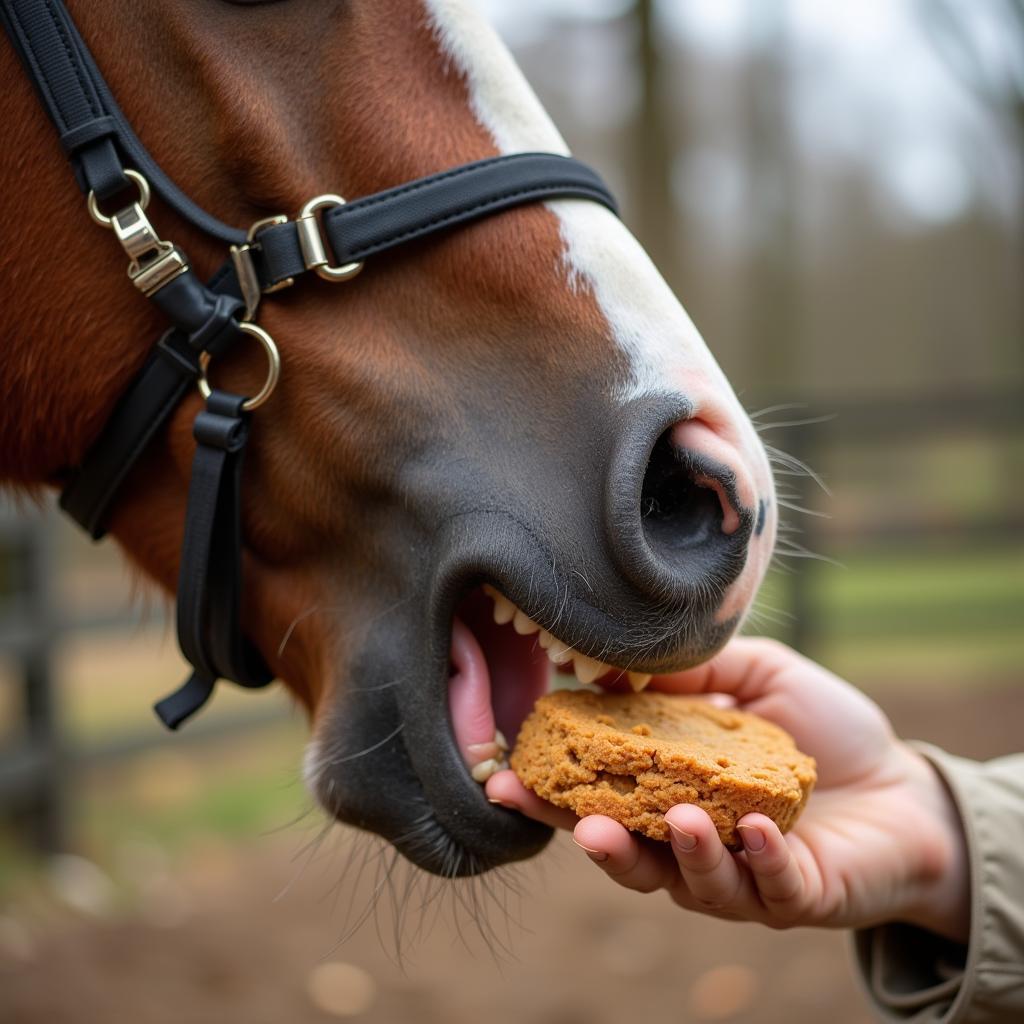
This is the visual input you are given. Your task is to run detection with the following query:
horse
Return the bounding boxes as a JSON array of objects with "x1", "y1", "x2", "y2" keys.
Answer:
[{"x1": 0, "y1": 0, "x2": 776, "y2": 877}]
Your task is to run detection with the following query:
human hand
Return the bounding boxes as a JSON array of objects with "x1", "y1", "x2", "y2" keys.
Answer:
[{"x1": 486, "y1": 638, "x2": 970, "y2": 942}]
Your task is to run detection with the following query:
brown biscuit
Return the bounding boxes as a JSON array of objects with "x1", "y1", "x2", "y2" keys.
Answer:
[{"x1": 511, "y1": 690, "x2": 816, "y2": 849}]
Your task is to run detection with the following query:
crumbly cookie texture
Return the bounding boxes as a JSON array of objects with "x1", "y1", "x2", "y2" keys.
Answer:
[{"x1": 511, "y1": 690, "x2": 816, "y2": 849}]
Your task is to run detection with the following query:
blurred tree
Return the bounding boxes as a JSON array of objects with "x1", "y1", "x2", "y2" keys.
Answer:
[
  {"x1": 919, "y1": 0, "x2": 1023, "y2": 388},
  {"x1": 632, "y1": 0, "x2": 677, "y2": 278},
  {"x1": 921, "y1": 0, "x2": 1024, "y2": 144},
  {"x1": 741, "y1": 3, "x2": 799, "y2": 396}
]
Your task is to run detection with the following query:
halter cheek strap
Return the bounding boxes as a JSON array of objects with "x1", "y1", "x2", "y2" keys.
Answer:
[{"x1": 1, "y1": 0, "x2": 620, "y2": 728}]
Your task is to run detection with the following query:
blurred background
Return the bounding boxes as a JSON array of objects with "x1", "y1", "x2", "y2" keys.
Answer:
[{"x1": 2, "y1": 1, "x2": 1022, "y2": 1022}]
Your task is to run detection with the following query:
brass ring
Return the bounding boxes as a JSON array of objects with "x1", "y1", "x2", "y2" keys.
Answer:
[
  {"x1": 298, "y1": 194, "x2": 364, "y2": 282},
  {"x1": 197, "y1": 322, "x2": 281, "y2": 412},
  {"x1": 87, "y1": 169, "x2": 151, "y2": 228}
]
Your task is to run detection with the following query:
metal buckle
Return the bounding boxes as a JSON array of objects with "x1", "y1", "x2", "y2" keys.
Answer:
[
  {"x1": 296, "y1": 194, "x2": 363, "y2": 282},
  {"x1": 197, "y1": 322, "x2": 280, "y2": 413},
  {"x1": 87, "y1": 169, "x2": 188, "y2": 297},
  {"x1": 230, "y1": 214, "x2": 295, "y2": 321}
]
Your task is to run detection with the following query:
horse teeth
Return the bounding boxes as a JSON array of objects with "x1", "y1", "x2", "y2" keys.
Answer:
[
  {"x1": 512, "y1": 610, "x2": 539, "y2": 635},
  {"x1": 489, "y1": 590, "x2": 516, "y2": 625},
  {"x1": 471, "y1": 757, "x2": 506, "y2": 783},
  {"x1": 494, "y1": 730, "x2": 508, "y2": 753},
  {"x1": 484, "y1": 585, "x2": 623, "y2": 684},
  {"x1": 628, "y1": 671, "x2": 653, "y2": 692},
  {"x1": 548, "y1": 644, "x2": 573, "y2": 665},
  {"x1": 573, "y1": 654, "x2": 606, "y2": 685}
]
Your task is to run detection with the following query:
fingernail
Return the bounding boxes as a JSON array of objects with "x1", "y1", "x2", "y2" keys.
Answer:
[
  {"x1": 572, "y1": 837, "x2": 609, "y2": 862},
  {"x1": 487, "y1": 797, "x2": 517, "y2": 810},
  {"x1": 667, "y1": 821, "x2": 698, "y2": 851},
  {"x1": 737, "y1": 824, "x2": 765, "y2": 852}
]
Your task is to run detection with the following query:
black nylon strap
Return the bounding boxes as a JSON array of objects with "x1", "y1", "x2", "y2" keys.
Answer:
[
  {"x1": 56, "y1": 149, "x2": 617, "y2": 537},
  {"x1": 0, "y1": 0, "x2": 245, "y2": 240},
  {"x1": 59, "y1": 277, "x2": 245, "y2": 537},
  {"x1": 0, "y1": 0, "x2": 127, "y2": 199},
  {"x1": 156, "y1": 391, "x2": 272, "y2": 729},
  {"x1": 59, "y1": 330, "x2": 199, "y2": 537},
  {"x1": 253, "y1": 153, "x2": 618, "y2": 289}
]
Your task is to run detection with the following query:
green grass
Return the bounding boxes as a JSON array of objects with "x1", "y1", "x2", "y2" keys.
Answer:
[
  {"x1": 0, "y1": 722, "x2": 312, "y2": 905},
  {"x1": 751, "y1": 546, "x2": 1024, "y2": 684}
]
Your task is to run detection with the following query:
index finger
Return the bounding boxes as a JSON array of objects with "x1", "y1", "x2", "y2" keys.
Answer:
[{"x1": 484, "y1": 769, "x2": 580, "y2": 831}]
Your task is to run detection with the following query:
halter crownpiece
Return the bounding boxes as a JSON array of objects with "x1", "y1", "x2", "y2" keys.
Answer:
[{"x1": 0, "y1": 0, "x2": 620, "y2": 728}]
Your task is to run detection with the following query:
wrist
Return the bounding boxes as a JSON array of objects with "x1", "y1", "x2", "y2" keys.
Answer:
[{"x1": 897, "y1": 744, "x2": 970, "y2": 943}]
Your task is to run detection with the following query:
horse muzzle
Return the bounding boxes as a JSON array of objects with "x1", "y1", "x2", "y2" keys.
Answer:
[{"x1": 305, "y1": 392, "x2": 770, "y2": 876}]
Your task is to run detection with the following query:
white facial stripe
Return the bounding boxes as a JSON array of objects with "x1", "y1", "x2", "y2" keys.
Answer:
[
  {"x1": 424, "y1": 0, "x2": 775, "y2": 613},
  {"x1": 423, "y1": 0, "x2": 740, "y2": 405}
]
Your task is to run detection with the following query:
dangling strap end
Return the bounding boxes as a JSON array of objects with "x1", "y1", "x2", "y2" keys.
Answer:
[{"x1": 154, "y1": 671, "x2": 215, "y2": 731}]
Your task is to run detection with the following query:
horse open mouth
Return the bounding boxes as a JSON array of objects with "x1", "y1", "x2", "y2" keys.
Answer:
[
  {"x1": 449, "y1": 585, "x2": 653, "y2": 780},
  {"x1": 309, "y1": 409, "x2": 762, "y2": 878}
]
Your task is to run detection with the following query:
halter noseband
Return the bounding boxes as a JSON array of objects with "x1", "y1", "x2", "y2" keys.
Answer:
[{"x1": 0, "y1": 0, "x2": 619, "y2": 728}]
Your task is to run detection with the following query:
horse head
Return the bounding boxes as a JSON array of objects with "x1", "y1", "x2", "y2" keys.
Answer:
[{"x1": 0, "y1": 0, "x2": 776, "y2": 875}]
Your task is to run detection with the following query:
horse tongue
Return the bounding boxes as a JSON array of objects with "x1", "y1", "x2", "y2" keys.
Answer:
[{"x1": 449, "y1": 615, "x2": 499, "y2": 772}]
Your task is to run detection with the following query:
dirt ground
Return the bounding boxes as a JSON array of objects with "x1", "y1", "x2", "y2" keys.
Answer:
[{"x1": 2, "y1": 685, "x2": 1021, "y2": 1024}]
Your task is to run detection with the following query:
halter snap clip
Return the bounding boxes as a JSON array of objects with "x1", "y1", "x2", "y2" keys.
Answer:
[{"x1": 87, "y1": 169, "x2": 188, "y2": 297}]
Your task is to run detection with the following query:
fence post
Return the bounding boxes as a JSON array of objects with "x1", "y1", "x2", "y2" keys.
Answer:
[{"x1": 6, "y1": 505, "x2": 67, "y2": 854}]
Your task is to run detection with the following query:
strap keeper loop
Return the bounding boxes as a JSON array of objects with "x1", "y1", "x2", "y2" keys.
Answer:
[{"x1": 59, "y1": 116, "x2": 119, "y2": 154}]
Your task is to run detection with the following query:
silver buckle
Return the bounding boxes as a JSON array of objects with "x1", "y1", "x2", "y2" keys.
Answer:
[{"x1": 296, "y1": 194, "x2": 363, "y2": 282}]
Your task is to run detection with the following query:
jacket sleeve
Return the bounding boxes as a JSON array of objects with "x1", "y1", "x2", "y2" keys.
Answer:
[{"x1": 853, "y1": 746, "x2": 1024, "y2": 1023}]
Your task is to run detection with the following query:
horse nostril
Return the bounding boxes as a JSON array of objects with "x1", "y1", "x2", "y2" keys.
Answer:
[
  {"x1": 637, "y1": 432, "x2": 748, "y2": 591},
  {"x1": 641, "y1": 434, "x2": 723, "y2": 551}
]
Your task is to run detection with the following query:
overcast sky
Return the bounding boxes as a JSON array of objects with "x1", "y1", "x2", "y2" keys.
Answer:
[{"x1": 479, "y1": 0, "x2": 1022, "y2": 230}]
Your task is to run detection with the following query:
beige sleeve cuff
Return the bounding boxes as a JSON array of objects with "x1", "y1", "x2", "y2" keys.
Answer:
[{"x1": 853, "y1": 745, "x2": 1024, "y2": 1023}]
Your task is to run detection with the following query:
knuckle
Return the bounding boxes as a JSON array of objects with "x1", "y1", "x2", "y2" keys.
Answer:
[
  {"x1": 680, "y1": 846, "x2": 726, "y2": 877},
  {"x1": 633, "y1": 878, "x2": 665, "y2": 894},
  {"x1": 607, "y1": 865, "x2": 665, "y2": 894},
  {"x1": 753, "y1": 855, "x2": 792, "y2": 881},
  {"x1": 763, "y1": 893, "x2": 806, "y2": 923},
  {"x1": 694, "y1": 876, "x2": 744, "y2": 913},
  {"x1": 697, "y1": 895, "x2": 727, "y2": 911}
]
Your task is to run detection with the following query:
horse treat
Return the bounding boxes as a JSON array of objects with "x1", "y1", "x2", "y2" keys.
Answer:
[{"x1": 511, "y1": 691, "x2": 816, "y2": 849}]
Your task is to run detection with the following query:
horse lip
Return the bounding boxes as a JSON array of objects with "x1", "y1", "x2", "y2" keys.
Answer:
[{"x1": 392, "y1": 569, "x2": 555, "y2": 871}]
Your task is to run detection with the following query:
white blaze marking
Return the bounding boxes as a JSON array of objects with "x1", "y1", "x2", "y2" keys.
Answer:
[
  {"x1": 423, "y1": 0, "x2": 775, "y2": 616},
  {"x1": 424, "y1": 0, "x2": 741, "y2": 406}
]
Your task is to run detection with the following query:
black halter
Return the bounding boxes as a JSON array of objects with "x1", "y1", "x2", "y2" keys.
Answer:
[{"x1": 0, "y1": 0, "x2": 619, "y2": 728}]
